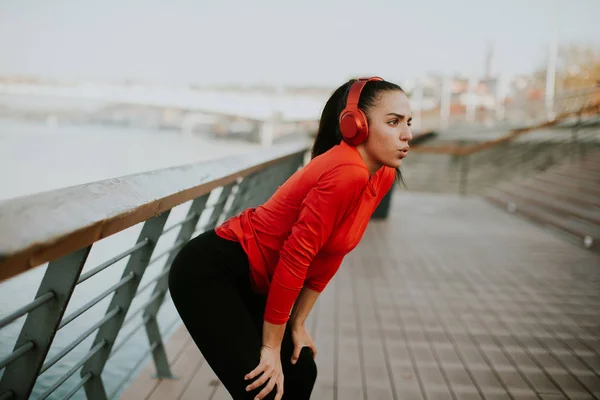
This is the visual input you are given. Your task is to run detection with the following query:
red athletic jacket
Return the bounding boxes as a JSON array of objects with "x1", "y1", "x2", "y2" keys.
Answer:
[{"x1": 215, "y1": 140, "x2": 396, "y2": 324}]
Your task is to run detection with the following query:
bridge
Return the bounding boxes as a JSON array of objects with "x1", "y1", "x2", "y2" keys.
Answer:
[
  {"x1": 0, "y1": 87, "x2": 599, "y2": 400},
  {"x1": 2, "y1": 81, "x2": 597, "y2": 147},
  {"x1": 0, "y1": 81, "x2": 326, "y2": 147}
]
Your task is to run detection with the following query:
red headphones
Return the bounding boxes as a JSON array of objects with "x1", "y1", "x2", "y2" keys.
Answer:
[{"x1": 339, "y1": 76, "x2": 383, "y2": 146}]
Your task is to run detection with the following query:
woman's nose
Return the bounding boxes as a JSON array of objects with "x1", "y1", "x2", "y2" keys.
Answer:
[{"x1": 401, "y1": 127, "x2": 413, "y2": 142}]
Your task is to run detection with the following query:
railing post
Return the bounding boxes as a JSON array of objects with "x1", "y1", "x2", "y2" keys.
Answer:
[
  {"x1": 226, "y1": 154, "x2": 304, "y2": 217},
  {"x1": 225, "y1": 172, "x2": 263, "y2": 219},
  {"x1": 0, "y1": 246, "x2": 92, "y2": 400},
  {"x1": 459, "y1": 153, "x2": 470, "y2": 196},
  {"x1": 209, "y1": 183, "x2": 236, "y2": 227},
  {"x1": 81, "y1": 211, "x2": 171, "y2": 400},
  {"x1": 570, "y1": 111, "x2": 581, "y2": 162},
  {"x1": 141, "y1": 194, "x2": 210, "y2": 379}
]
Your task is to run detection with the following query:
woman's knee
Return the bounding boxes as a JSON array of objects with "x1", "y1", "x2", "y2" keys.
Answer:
[
  {"x1": 278, "y1": 348, "x2": 317, "y2": 399},
  {"x1": 294, "y1": 348, "x2": 318, "y2": 384}
]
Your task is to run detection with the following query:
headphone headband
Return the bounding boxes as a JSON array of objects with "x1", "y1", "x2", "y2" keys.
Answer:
[{"x1": 346, "y1": 76, "x2": 383, "y2": 107}]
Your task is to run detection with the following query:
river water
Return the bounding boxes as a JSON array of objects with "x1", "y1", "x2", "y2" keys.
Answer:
[{"x1": 0, "y1": 116, "x2": 265, "y2": 399}]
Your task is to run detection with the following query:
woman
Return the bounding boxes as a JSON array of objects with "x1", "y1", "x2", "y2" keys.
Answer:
[{"x1": 168, "y1": 76, "x2": 412, "y2": 400}]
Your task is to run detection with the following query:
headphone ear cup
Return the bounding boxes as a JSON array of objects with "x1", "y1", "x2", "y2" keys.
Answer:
[
  {"x1": 340, "y1": 109, "x2": 368, "y2": 146},
  {"x1": 353, "y1": 109, "x2": 369, "y2": 145},
  {"x1": 339, "y1": 110, "x2": 359, "y2": 142},
  {"x1": 339, "y1": 76, "x2": 381, "y2": 146}
]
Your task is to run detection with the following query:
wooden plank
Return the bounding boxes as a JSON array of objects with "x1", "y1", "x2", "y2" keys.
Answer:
[
  {"x1": 506, "y1": 179, "x2": 600, "y2": 208},
  {"x1": 534, "y1": 174, "x2": 600, "y2": 197},
  {"x1": 484, "y1": 190, "x2": 600, "y2": 251},
  {"x1": 495, "y1": 186, "x2": 600, "y2": 225},
  {"x1": 368, "y1": 226, "x2": 436, "y2": 400},
  {"x1": 335, "y1": 265, "x2": 366, "y2": 400},
  {"x1": 210, "y1": 383, "x2": 233, "y2": 400},
  {"x1": 311, "y1": 272, "x2": 336, "y2": 400},
  {"x1": 552, "y1": 167, "x2": 600, "y2": 183},
  {"x1": 147, "y1": 339, "x2": 204, "y2": 400},
  {"x1": 543, "y1": 168, "x2": 600, "y2": 190},
  {"x1": 180, "y1": 361, "x2": 220, "y2": 400},
  {"x1": 351, "y1": 253, "x2": 396, "y2": 400}
]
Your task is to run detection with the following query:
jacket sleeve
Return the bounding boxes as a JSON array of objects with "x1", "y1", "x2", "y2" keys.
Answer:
[
  {"x1": 303, "y1": 253, "x2": 344, "y2": 293},
  {"x1": 263, "y1": 164, "x2": 368, "y2": 324}
]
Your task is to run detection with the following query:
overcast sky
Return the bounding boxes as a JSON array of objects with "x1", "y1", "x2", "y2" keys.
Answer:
[{"x1": 1, "y1": 0, "x2": 599, "y2": 86}]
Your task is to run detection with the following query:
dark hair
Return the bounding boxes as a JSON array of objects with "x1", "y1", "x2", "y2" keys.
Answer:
[{"x1": 311, "y1": 78, "x2": 406, "y2": 186}]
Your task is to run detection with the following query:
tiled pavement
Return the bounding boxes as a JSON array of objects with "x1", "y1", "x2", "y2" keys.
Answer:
[{"x1": 122, "y1": 191, "x2": 600, "y2": 400}]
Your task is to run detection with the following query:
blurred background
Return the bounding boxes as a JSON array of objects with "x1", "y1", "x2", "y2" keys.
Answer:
[
  {"x1": 1, "y1": 1, "x2": 600, "y2": 399},
  {"x1": 1, "y1": 0, "x2": 598, "y2": 200}
]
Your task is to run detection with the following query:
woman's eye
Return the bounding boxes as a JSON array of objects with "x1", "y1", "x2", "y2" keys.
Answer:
[{"x1": 388, "y1": 119, "x2": 398, "y2": 126}]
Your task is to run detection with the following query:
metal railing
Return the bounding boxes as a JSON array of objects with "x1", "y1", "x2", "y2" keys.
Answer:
[
  {"x1": 403, "y1": 91, "x2": 600, "y2": 195},
  {"x1": 417, "y1": 85, "x2": 600, "y2": 131},
  {"x1": 0, "y1": 141, "x2": 309, "y2": 399}
]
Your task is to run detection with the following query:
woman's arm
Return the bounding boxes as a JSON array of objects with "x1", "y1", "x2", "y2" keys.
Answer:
[
  {"x1": 261, "y1": 287, "x2": 319, "y2": 349},
  {"x1": 262, "y1": 165, "x2": 369, "y2": 327},
  {"x1": 289, "y1": 287, "x2": 320, "y2": 329},
  {"x1": 262, "y1": 321, "x2": 286, "y2": 350}
]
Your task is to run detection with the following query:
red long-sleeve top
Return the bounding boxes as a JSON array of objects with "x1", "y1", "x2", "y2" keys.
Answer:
[{"x1": 215, "y1": 140, "x2": 395, "y2": 324}]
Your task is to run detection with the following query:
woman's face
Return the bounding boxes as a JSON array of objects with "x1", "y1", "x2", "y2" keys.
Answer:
[{"x1": 361, "y1": 90, "x2": 412, "y2": 172}]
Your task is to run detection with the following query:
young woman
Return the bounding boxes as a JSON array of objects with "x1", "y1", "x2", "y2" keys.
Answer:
[{"x1": 168, "y1": 76, "x2": 412, "y2": 400}]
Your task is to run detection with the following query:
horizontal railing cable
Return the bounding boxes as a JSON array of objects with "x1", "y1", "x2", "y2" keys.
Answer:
[
  {"x1": 109, "y1": 315, "x2": 150, "y2": 358},
  {"x1": 108, "y1": 342, "x2": 159, "y2": 400},
  {"x1": 135, "y1": 267, "x2": 171, "y2": 297},
  {"x1": 38, "y1": 340, "x2": 107, "y2": 400},
  {"x1": 161, "y1": 213, "x2": 198, "y2": 236},
  {"x1": 63, "y1": 372, "x2": 92, "y2": 400},
  {"x1": 147, "y1": 240, "x2": 186, "y2": 266},
  {"x1": 0, "y1": 292, "x2": 55, "y2": 330},
  {"x1": 109, "y1": 314, "x2": 181, "y2": 399},
  {"x1": 121, "y1": 291, "x2": 163, "y2": 328},
  {"x1": 0, "y1": 342, "x2": 35, "y2": 370},
  {"x1": 40, "y1": 307, "x2": 121, "y2": 374},
  {"x1": 0, "y1": 391, "x2": 13, "y2": 400},
  {"x1": 77, "y1": 239, "x2": 150, "y2": 285},
  {"x1": 58, "y1": 272, "x2": 135, "y2": 330}
]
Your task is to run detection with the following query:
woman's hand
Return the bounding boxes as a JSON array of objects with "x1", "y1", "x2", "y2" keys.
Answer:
[
  {"x1": 291, "y1": 324, "x2": 317, "y2": 364},
  {"x1": 245, "y1": 345, "x2": 284, "y2": 400}
]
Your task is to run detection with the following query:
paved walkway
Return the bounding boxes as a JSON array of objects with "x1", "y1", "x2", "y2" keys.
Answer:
[{"x1": 122, "y1": 192, "x2": 600, "y2": 400}]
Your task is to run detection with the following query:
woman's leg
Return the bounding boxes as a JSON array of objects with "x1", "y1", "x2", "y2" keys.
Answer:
[
  {"x1": 252, "y1": 298, "x2": 318, "y2": 399},
  {"x1": 169, "y1": 229, "x2": 318, "y2": 399},
  {"x1": 279, "y1": 328, "x2": 318, "y2": 399},
  {"x1": 168, "y1": 229, "x2": 270, "y2": 399}
]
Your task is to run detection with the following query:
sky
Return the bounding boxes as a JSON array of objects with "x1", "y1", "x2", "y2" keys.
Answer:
[{"x1": 1, "y1": 0, "x2": 599, "y2": 87}]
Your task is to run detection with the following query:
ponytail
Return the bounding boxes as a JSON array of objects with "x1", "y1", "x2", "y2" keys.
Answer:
[{"x1": 310, "y1": 81, "x2": 352, "y2": 159}]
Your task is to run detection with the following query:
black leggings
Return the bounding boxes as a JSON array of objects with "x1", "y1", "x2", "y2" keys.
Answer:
[{"x1": 168, "y1": 229, "x2": 317, "y2": 399}]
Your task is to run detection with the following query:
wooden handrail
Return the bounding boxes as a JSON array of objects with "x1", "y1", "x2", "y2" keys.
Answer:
[
  {"x1": 0, "y1": 142, "x2": 309, "y2": 283},
  {"x1": 411, "y1": 102, "x2": 600, "y2": 156}
]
